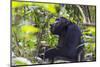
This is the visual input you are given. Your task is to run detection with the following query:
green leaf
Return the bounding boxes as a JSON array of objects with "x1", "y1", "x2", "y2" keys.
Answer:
[
  {"x1": 21, "y1": 25, "x2": 40, "y2": 33},
  {"x1": 46, "y1": 4, "x2": 57, "y2": 14},
  {"x1": 15, "y1": 60, "x2": 27, "y2": 65},
  {"x1": 12, "y1": 1, "x2": 33, "y2": 8},
  {"x1": 33, "y1": 3, "x2": 57, "y2": 14},
  {"x1": 12, "y1": 1, "x2": 24, "y2": 8}
]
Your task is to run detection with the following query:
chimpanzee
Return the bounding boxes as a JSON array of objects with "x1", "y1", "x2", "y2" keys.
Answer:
[{"x1": 44, "y1": 17, "x2": 84, "y2": 63}]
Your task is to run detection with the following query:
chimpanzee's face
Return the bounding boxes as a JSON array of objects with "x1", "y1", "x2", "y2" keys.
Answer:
[{"x1": 50, "y1": 17, "x2": 69, "y2": 35}]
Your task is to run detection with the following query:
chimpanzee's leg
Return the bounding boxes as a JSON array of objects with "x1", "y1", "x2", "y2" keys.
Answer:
[
  {"x1": 44, "y1": 48, "x2": 60, "y2": 63},
  {"x1": 44, "y1": 47, "x2": 78, "y2": 63}
]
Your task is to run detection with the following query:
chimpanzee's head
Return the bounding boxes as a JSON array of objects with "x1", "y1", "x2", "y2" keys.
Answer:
[{"x1": 50, "y1": 17, "x2": 70, "y2": 35}]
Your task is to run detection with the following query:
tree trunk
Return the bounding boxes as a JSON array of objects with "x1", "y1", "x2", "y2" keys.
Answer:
[{"x1": 76, "y1": 5, "x2": 87, "y2": 23}]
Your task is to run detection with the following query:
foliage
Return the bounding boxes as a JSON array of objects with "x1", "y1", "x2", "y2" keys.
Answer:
[{"x1": 11, "y1": 1, "x2": 96, "y2": 65}]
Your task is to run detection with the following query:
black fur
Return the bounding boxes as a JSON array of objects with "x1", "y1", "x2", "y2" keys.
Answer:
[{"x1": 45, "y1": 17, "x2": 83, "y2": 62}]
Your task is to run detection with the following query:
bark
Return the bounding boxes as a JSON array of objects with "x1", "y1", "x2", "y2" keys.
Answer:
[{"x1": 76, "y1": 5, "x2": 87, "y2": 23}]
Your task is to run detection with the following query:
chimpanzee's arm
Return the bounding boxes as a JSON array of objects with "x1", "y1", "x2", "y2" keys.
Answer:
[{"x1": 65, "y1": 24, "x2": 82, "y2": 48}]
